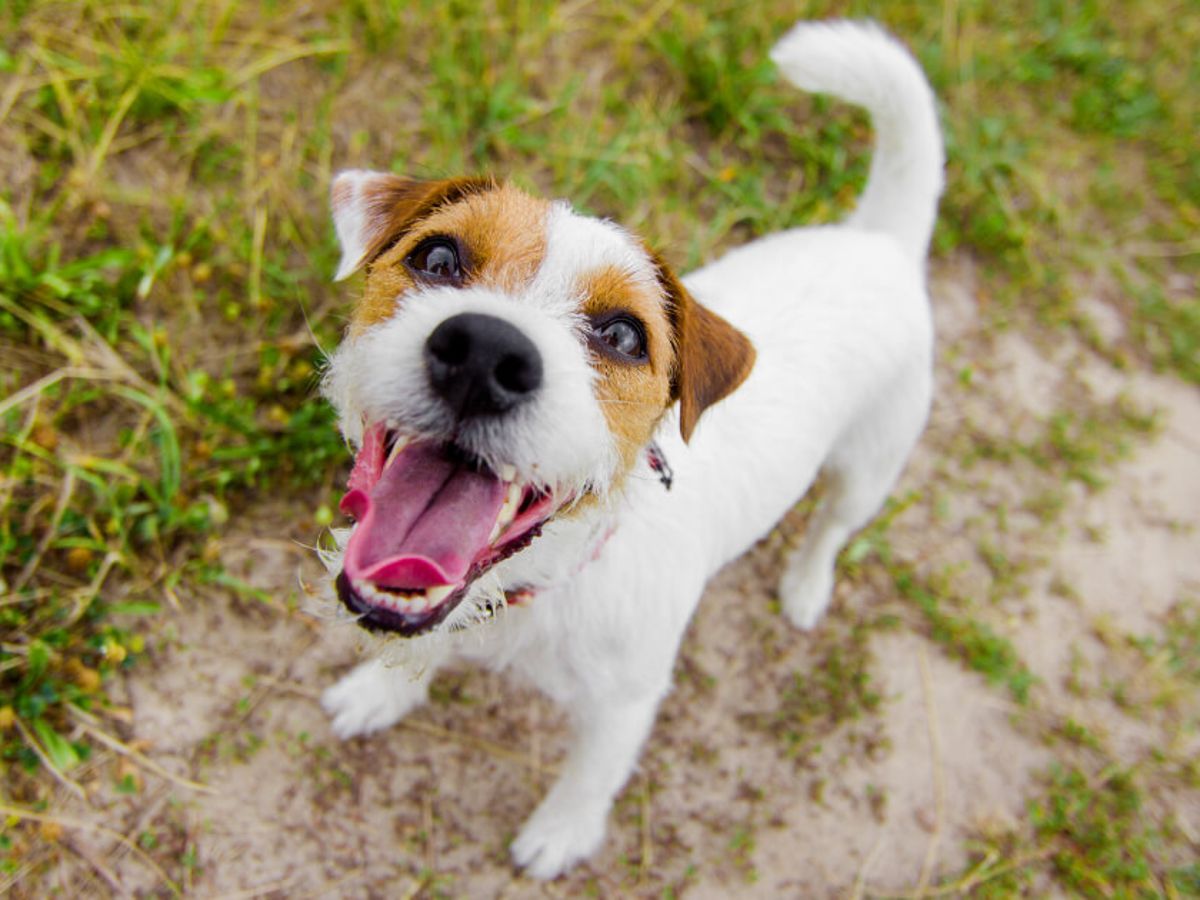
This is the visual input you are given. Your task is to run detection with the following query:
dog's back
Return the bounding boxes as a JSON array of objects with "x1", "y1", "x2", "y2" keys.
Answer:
[{"x1": 647, "y1": 22, "x2": 944, "y2": 606}]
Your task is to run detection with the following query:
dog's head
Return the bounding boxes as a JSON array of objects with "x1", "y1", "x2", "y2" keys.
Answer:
[{"x1": 321, "y1": 171, "x2": 754, "y2": 636}]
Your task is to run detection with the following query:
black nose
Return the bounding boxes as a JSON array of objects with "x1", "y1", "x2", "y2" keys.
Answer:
[{"x1": 425, "y1": 313, "x2": 544, "y2": 418}]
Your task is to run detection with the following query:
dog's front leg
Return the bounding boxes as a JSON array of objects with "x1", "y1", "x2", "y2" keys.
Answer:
[
  {"x1": 322, "y1": 654, "x2": 442, "y2": 739},
  {"x1": 511, "y1": 690, "x2": 662, "y2": 880}
]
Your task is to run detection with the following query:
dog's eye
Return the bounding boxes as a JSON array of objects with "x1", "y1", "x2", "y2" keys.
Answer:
[
  {"x1": 593, "y1": 316, "x2": 647, "y2": 361},
  {"x1": 407, "y1": 238, "x2": 462, "y2": 282}
]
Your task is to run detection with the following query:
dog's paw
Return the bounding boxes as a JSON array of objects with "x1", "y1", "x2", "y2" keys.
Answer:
[
  {"x1": 511, "y1": 799, "x2": 606, "y2": 880},
  {"x1": 779, "y1": 563, "x2": 834, "y2": 631},
  {"x1": 321, "y1": 660, "x2": 424, "y2": 739}
]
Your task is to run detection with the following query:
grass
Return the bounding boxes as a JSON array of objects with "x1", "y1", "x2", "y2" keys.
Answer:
[
  {"x1": 1, "y1": 0, "x2": 1198, "y2": 893},
  {"x1": 895, "y1": 565, "x2": 1037, "y2": 704},
  {"x1": 1032, "y1": 766, "x2": 1156, "y2": 894},
  {"x1": 745, "y1": 614, "x2": 887, "y2": 765},
  {"x1": 956, "y1": 390, "x2": 1159, "y2": 490},
  {"x1": 936, "y1": 763, "x2": 1194, "y2": 898}
]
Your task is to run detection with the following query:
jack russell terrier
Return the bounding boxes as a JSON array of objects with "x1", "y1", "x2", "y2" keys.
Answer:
[{"x1": 316, "y1": 20, "x2": 943, "y2": 879}]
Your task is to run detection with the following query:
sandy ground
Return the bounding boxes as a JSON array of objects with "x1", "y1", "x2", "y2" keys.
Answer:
[{"x1": 36, "y1": 257, "x2": 1200, "y2": 897}]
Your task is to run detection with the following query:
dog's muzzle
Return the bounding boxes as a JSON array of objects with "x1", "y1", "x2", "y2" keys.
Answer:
[
  {"x1": 424, "y1": 312, "x2": 543, "y2": 418},
  {"x1": 334, "y1": 314, "x2": 564, "y2": 637}
]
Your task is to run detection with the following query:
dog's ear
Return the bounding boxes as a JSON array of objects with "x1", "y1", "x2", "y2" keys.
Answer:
[
  {"x1": 653, "y1": 251, "x2": 756, "y2": 443},
  {"x1": 330, "y1": 170, "x2": 492, "y2": 281}
]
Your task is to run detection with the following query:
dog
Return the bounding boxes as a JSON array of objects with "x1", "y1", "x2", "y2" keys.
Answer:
[{"x1": 316, "y1": 20, "x2": 943, "y2": 880}]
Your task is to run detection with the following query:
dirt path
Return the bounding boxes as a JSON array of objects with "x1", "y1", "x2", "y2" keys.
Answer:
[{"x1": 50, "y1": 258, "x2": 1199, "y2": 897}]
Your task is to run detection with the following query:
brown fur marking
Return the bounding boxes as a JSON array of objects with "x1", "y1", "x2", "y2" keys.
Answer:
[
  {"x1": 414, "y1": 185, "x2": 549, "y2": 293},
  {"x1": 351, "y1": 181, "x2": 549, "y2": 332},
  {"x1": 578, "y1": 266, "x2": 674, "y2": 471},
  {"x1": 651, "y1": 251, "x2": 756, "y2": 442}
]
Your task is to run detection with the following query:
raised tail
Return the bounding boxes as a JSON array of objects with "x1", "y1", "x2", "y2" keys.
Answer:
[{"x1": 770, "y1": 20, "x2": 944, "y2": 261}]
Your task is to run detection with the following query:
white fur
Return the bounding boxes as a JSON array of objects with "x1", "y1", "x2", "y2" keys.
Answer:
[
  {"x1": 320, "y1": 20, "x2": 943, "y2": 880},
  {"x1": 330, "y1": 169, "x2": 384, "y2": 281},
  {"x1": 770, "y1": 20, "x2": 944, "y2": 260}
]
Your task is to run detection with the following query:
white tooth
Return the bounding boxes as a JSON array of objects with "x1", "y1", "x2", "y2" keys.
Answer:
[
  {"x1": 386, "y1": 434, "x2": 410, "y2": 467},
  {"x1": 503, "y1": 482, "x2": 522, "y2": 516},
  {"x1": 355, "y1": 580, "x2": 431, "y2": 614},
  {"x1": 406, "y1": 594, "x2": 428, "y2": 613},
  {"x1": 492, "y1": 483, "x2": 524, "y2": 541},
  {"x1": 426, "y1": 585, "x2": 454, "y2": 606},
  {"x1": 499, "y1": 463, "x2": 516, "y2": 482}
]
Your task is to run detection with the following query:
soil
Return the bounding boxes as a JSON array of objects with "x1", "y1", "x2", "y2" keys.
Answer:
[{"x1": 43, "y1": 256, "x2": 1200, "y2": 897}]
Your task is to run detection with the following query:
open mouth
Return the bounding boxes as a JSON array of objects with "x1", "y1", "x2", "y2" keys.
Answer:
[{"x1": 336, "y1": 422, "x2": 562, "y2": 635}]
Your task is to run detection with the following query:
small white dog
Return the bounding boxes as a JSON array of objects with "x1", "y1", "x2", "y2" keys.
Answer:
[{"x1": 317, "y1": 20, "x2": 943, "y2": 879}]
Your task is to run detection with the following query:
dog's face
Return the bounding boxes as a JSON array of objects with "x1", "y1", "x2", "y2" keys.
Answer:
[{"x1": 321, "y1": 171, "x2": 754, "y2": 637}]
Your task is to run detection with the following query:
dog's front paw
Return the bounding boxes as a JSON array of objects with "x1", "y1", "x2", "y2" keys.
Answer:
[
  {"x1": 321, "y1": 659, "x2": 425, "y2": 739},
  {"x1": 511, "y1": 798, "x2": 606, "y2": 880}
]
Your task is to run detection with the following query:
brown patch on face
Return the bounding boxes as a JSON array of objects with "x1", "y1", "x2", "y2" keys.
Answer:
[
  {"x1": 578, "y1": 266, "x2": 675, "y2": 474},
  {"x1": 417, "y1": 184, "x2": 549, "y2": 292},
  {"x1": 350, "y1": 182, "x2": 550, "y2": 334}
]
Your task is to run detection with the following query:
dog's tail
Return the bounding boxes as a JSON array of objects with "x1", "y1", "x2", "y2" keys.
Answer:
[{"x1": 770, "y1": 20, "x2": 944, "y2": 261}]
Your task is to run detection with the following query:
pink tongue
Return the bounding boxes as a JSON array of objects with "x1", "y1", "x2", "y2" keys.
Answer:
[{"x1": 341, "y1": 440, "x2": 506, "y2": 589}]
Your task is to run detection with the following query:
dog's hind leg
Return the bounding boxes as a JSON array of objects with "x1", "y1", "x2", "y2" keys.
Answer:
[
  {"x1": 780, "y1": 375, "x2": 930, "y2": 630},
  {"x1": 322, "y1": 655, "x2": 441, "y2": 739},
  {"x1": 778, "y1": 467, "x2": 897, "y2": 630}
]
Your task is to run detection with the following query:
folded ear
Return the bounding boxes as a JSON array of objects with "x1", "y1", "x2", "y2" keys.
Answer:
[
  {"x1": 652, "y1": 252, "x2": 756, "y2": 442},
  {"x1": 329, "y1": 170, "x2": 492, "y2": 281}
]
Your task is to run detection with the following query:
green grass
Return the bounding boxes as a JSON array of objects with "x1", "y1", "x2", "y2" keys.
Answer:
[
  {"x1": 0, "y1": 1, "x2": 348, "y2": 807},
  {"x1": 958, "y1": 393, "x2": 1159, "y2": 490},
  {"x1": 1, "y1": 0, "x2": 1198, "y2": 891},
  {"x1": 1031, "y1": 766, "x2": 1158, "y2": 895},
  {"x1": 894, "y1": 565, "x2": 1037, "y2": 704},
  {"x1": 926, "y1": 762, "x2": 1190, "y2": 898},
  {"x1": 747, "y1": 615, "x2": 887, "y2": 764}
]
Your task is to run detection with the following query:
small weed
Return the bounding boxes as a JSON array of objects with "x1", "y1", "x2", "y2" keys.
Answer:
[
  {"x1": 727, "y1": 823, "x2": 758, "y2": 884},
  {"x1": 1028, "y1": 403, "x2": 1158, "y2": 488},
  {"x1": 1031, "y1": 766, "x2": 1158, "y2": 896},
  {"x1": 964, "y1": 396, "x2": 1158, "y2": 490},
  {"x1": 977, "y1": 539, "x2": 1032, "y2": 602},
  {"x1": 1157, "y1": 602, "x2": 1200, "y2": 685},
  {"x1": 748, "y1": 617, "x2": 884, "y2": 764},
  {"x1": 1052, "y1": 717, "x2": 1103, "y2": 752},
  {"x1": 1124, "y1": 600, "x2": 1200, "y2": 713},
  {"x1": 1126, "y1": 277, "x2": 1200, "y2": 385},
  {"x1": 894, "y1": 566, "x2": 1037, "y2": 704},
  {"x1": 931, "y1": 760, "x2": 1188, "y2": 897},
  {"x1": 1171, "y1": 862, "x2": 1200, "y2": 895}
]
